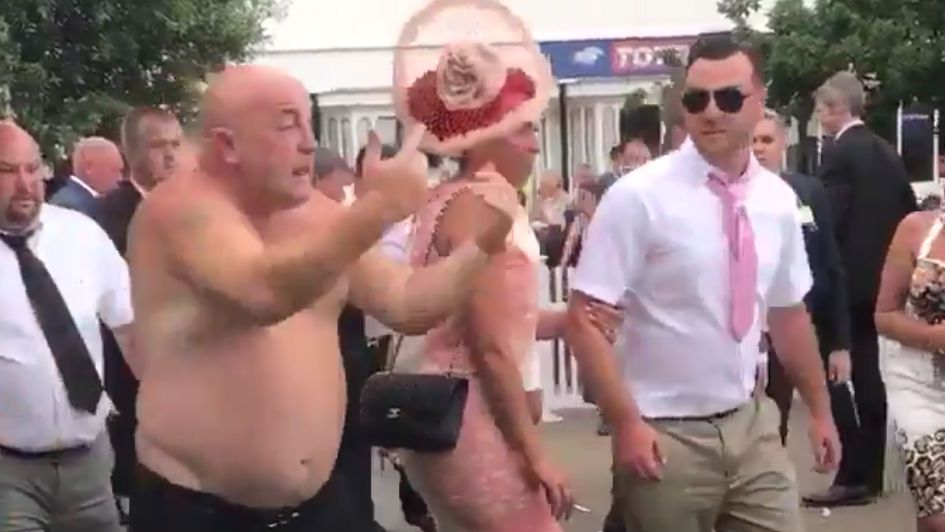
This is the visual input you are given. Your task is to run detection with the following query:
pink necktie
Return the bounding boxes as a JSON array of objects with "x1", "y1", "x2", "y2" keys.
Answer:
[{"x1": 706, "y1": 172, "x2": 757, "y2": 341}]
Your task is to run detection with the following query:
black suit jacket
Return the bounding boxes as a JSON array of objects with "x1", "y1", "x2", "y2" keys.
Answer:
[
  {"x1": 90, "y1": 180, "x2": 142, "y2": 494},
  {"x1": 93, "y1": 180, "x2": 142, "y2": 256},
  {"x1": 817, "y1": 124, "x2": 917, "y2": 306},
  {"x1": 783, "y1": 172, "x2": 851, "y2": 353}
]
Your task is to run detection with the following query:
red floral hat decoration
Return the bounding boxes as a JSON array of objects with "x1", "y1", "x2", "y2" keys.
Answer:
[{"x1": 393, "y1": 0, "x2": 554, "y2": 155}]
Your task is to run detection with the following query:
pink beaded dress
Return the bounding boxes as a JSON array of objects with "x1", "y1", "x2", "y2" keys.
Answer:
[{"x1": 400, "y1": 177, "x2": 561, "y2": 532}]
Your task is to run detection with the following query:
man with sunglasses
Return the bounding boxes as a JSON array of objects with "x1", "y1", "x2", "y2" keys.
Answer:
[{"x1": 567, "y1": 35, "x2": 840, "y2": 532}]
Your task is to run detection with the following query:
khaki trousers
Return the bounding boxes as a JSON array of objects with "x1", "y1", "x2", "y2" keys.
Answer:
[
  {"x1": 615, "y1": 396, "x2": 803, "y2": 532},
  {"x1": 0, "y1": 434, "x2": 121, "y2": 532}
]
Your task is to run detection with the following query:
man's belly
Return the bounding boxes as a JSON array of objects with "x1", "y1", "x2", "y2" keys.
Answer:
[{"x1": 136, "y1": 324, "x2": 346, "y2": 509}]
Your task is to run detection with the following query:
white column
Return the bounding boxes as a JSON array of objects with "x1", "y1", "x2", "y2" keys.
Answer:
[
  {"x1": 347, "y1": 110, "x2": 358, "y2": 164},
  {"x1": 612, "y1": 103, "x2": 622, "y2": 141},
  {"x1": 896, "y1": 101, "x2": 903, "y2": 155},
  {"x1": 593, "y1": 103, "x2": 604, "y2": 173},
  {"x1": 934, "y1": 109, "x2": 940, "y2": 184}
]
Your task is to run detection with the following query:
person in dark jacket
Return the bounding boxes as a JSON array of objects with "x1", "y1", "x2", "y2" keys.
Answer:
[
  {"x1": 808, "y1": 72, "x2": 917, "y2": 506},
  {"x1": 91, "y1": 107, "x2": 184, "y2": 522},
  {"x1": 50, "y1": 137, "x2": 124, "y2": 214},
  {"x1": 752, "y1": 110, "x2": 854, "y2": 447}
]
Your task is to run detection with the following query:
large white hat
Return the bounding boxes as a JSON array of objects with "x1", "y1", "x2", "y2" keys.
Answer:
[{"x1": 393, "y1": 0, "x2": 555, "y2": 155}]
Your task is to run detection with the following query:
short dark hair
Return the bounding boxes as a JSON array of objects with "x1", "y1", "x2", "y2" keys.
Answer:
[
  {"x1": 686, "y1": 34, "x2": 764, "y2": 84},
  {"x1": 355, "y1": 144, "x2": 398, "y2": 177},
  {"x1": 121, "y1": 106, "x2": 177, "y2": 156}
]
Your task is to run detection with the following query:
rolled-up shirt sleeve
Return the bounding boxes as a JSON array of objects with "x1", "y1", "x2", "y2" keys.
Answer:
[
  {"x1": 96, "y1": 229, "x2": 134, "y2": 329},
  {"x1": 766, "y1": 210, "x2": 814, "y2": 308},
  {"x1": 570, "y1": 187, "x2": 648, "y2": 305}
]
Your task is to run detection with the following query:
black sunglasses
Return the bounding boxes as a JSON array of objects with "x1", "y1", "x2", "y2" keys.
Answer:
[{"x1": 681, "y1": 87, "x2": 750, "y2": 114}]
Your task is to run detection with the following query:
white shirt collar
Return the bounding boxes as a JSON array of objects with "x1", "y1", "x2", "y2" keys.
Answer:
[
  {"x1": 835, "y1": 119, "x2": 864, "y2": 140},
  {"x1": 128, "y1": 177, "x2": 148, "y2": 198},
  {"x1": 70, "y1": 175, "x2": 99, "y2": 198},
  {"x1": 678, "y1": 138, "x2": 762, "y2": 183}
]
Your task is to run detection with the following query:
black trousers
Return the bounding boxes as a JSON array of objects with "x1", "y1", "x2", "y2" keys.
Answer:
[
  {"x1": 837, "y1": 302, "x2": 886, "y2": 492},
  {"x1": 129, "y1": 466, "x2": 356, "y2": 532},
  {"x1": 765, "y1": 301, "x2": 885, "y2": 492}
]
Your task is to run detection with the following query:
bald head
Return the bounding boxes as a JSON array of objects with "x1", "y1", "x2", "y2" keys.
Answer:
[
  {"x1": 198, "y1": 64, "x2": 317, "y2": 210},
  {"x1": 72, "y1": 136, "x2": 123, "y2": 193},
  {"x1": 200, "y1": 65, "x2": 310, "y2": 134},
  {"x1": 0, "y1": 121, "x2": 44, "y2": 232},
  {"x1": 0, "y1": 120, "x2": 35, "y2": 145}
]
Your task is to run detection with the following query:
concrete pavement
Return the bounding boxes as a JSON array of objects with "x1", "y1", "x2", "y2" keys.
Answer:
[{"x1": 373, "y1": 400, "x2": 915, "y2": 532}]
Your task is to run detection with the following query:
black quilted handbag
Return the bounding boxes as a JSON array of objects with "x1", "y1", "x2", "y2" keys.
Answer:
[
  {"x1": 359, "y1": 352, "x2": 469, "y2": 452},
  {"x1": 358, "y1": 211, "x2": 470, "y2": 452}
]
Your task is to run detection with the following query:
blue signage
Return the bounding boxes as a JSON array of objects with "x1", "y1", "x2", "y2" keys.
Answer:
[
  {"x1": 539, "y1": 40, "x2": 613, "y2": 80},
  {"x1": 540, "y1": 36, "x2": 696, "y2": 80}
]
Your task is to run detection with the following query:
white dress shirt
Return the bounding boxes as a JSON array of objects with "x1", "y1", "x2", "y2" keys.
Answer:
[
  {"x1": 835, "y1": 119, "x2": 865, "y2": 140},
  {"x1": 364, "y1": 217, "x2": 413, "y2": 340},
  {"x1": 0, "y1": 205, "x2": 133, "y2": 451},
  {"x1": 572, "y1": 140, "x2": 812, "y2": 418},
  {"x1": 70, "y1": 175, "x2": 99, "y2": 197}
]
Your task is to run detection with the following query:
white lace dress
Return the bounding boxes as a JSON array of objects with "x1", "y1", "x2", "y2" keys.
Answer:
[{"x1": 882, "y1": 216, "x2": 945, "y2": 517}]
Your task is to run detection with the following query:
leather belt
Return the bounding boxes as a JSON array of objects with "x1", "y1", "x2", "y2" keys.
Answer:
[
  {"x1": 648, "y1": 405, "x2": 742, "y2": 423},
  {"x1": 0, "y1": 443, "x2": 92, "y2": 460}
]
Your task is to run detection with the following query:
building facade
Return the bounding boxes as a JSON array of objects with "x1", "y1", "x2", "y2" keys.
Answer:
[{"x1": 254, "y1": 0, "x2": 778, "y2": 180}]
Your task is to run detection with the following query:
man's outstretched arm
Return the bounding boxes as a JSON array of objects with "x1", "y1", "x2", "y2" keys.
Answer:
[{"x1": 349, "y1": 188, "x2": 515, "y2": 334}]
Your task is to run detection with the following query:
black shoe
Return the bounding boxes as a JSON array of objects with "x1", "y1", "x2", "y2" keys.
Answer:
[
  {"x1": 405, "y1": 512, "x2": 438, "y2": 532},
  {"x1": 802, "y1": 485, "x2": 876, "y2": 507}
]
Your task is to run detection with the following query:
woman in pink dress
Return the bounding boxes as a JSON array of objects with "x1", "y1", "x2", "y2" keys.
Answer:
[{"x1": 391, "y1": 1, "x2": 572, "y2": 530}]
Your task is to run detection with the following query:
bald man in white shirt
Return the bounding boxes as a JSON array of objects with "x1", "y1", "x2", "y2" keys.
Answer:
[{"x1": 0, "y1": 122, "x2": 132, "y2": 532}]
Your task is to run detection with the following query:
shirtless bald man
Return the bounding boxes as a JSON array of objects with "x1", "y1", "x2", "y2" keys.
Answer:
[{"x1": 127, "y1": 65, "x2": 517, "y2": 531}]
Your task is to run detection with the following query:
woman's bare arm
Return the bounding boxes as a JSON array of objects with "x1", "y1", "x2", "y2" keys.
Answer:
[{"x1": 875, "y1": 212, "x2": 945, "y2": 351}]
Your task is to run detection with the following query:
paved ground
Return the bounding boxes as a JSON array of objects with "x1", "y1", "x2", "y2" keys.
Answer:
[{"x1": 373, "y1": 399, "x2": 915, "y2": 532}]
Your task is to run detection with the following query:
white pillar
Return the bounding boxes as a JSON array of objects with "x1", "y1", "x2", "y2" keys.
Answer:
[
  {"x1": 612, "y1": 103, "x2": 622, "y2": 141},
  {"x1": 347, "y1": 111, "x2": 358, "y2": 164},
  {"x1": 593, "y1": 102, "x2": 604, "y2": 173},
  {"x1": 934, "y1": 109, "x2": 941, "y2": 184},
  {"x1": 896, "y1": 101, "x2": 903, "y2": 155}
]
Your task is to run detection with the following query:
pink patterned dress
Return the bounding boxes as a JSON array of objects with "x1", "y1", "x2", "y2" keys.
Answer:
[{"x1": 401, "y1": 177, "x2": 561, "y2": 532}]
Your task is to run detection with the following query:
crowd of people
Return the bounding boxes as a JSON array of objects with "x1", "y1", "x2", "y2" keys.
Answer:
[{"x1": 1, "y1": 1, "x2": 943, "y2": 531}]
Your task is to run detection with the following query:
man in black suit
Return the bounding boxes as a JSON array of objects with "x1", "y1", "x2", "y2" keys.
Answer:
[
  {"x1": 91, "y1": 107, "x2": 183, "y2": 519},
  {"x1": 752, "y1": 108, "x2": 857, "y2": 460},
  {"x1": 806, "y1": 72, "x2": 918, "y2": 506},
  {"x1": 50, "y1": 137, "x2": 124, "y2": 214}
]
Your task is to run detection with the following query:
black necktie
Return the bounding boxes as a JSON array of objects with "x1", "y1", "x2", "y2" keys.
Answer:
[{"x1": 1, "y1": 233, "x2": 103, "y2": 413}]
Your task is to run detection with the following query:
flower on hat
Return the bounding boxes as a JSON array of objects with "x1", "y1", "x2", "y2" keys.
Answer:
[
  {"x1": 393, "y1": 0, "x2": 553, "y2": 154},
  {"x1": 407, "y1": 42, "x2": 537, "y2": 142}
]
